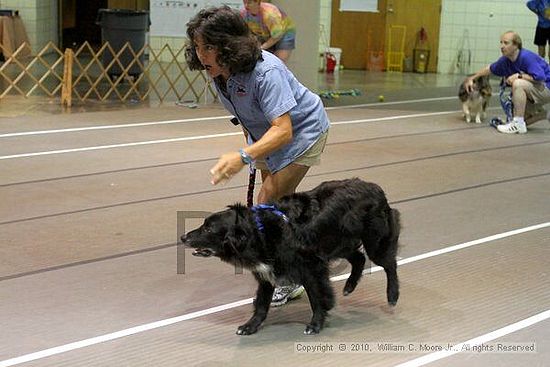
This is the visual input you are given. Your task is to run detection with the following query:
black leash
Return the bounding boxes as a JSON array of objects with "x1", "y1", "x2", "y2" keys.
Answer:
[
  {"x1": 247, "y1": 167, "x2": 256, "y2": 208},
  {"x1": 231, "y1": 116, "x2": 256, "y2": 208}
]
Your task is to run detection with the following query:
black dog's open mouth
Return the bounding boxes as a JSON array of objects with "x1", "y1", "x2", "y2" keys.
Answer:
[{"x1": 192, "y1": 248, "x2": 214, "y2": 257}]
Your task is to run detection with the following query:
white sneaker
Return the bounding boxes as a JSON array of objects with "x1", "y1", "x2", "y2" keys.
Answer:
[
  {"x1": 270, "y1": 284, "x2": 305, "y2": 307},
  {"x1": 497, "y1": 120, "x2": 527, "y2": 134}
]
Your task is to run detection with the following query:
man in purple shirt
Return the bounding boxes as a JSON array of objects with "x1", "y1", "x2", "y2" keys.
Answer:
[{"x1": 464, "y1": 31, "x2": 550, "y2": 134}]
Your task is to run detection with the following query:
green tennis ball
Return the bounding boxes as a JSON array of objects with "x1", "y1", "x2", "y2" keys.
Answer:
[{"x1": 378, "y1": 95, "x2": 385, "y2": 102}]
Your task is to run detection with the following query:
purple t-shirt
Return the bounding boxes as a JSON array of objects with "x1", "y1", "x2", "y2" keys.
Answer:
[{"x1": 490, "y1": 48, "x2": 550, "y2": 88}]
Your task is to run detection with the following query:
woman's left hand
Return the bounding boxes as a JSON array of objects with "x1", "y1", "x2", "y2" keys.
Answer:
[{"x1": 210, "y1": 151, "x2": 245, "y2": 185}]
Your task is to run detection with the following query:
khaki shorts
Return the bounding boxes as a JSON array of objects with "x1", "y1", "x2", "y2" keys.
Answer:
[
  {"x1": 524, "y1": 81, "x2": 550, "y2": 105},
  {"x1": 524, "y1": 82, "x2": 550, "y2": 117},
  {"x1": 255, "y1": 130, "x2": 329, "y2": 171}
]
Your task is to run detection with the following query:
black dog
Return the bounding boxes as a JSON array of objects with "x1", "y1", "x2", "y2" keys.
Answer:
[{"x1": 182, "y1": 178, "x2": 400, "y2": 335}]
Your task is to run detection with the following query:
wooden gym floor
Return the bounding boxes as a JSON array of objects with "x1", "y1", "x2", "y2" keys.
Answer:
[{"x1": 0, "y1": 71, "x2": 549, "y2": 367}]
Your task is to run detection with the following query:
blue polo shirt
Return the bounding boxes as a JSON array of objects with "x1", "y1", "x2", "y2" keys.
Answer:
[
  {"x1": 214, "y1": 51, "x2": 330, "y2": 173},
  {"x1": 527, "y1": 0, "x2": 550, "y2": 28},
  {"x1": 490, "y1": 48, "x2": 550, "y2": 88}
]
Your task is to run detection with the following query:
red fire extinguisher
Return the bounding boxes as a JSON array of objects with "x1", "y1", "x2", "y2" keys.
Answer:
[{"x1": 325, "y1": 52, "x2": 337, "y2": 73}]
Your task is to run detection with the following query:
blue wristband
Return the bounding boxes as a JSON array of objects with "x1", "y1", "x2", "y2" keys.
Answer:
[{"x1": 239, "y1": 149, "x2": 253, "y2": 164}]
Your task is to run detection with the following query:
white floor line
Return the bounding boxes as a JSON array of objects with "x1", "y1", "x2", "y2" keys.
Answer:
[
  {"x1": 331, "y1": 110, "x2": 457, "y2": 126},
  {"x1": 0, "y1": 95, "x2": 457, "y2": 139},
  {"x1": 0, "y1": 299, "x2": 254, "y2": 367},
  {"x1": 0, "y1": 116, "x2": 231, "y2": 138},
  {"x1": 325, "y1": 96, "x2": 457, "y2": 110},
  {"x1": 0, "y1": 222, "x2": 548, "y2": 367},
  {"x1": 0, "y1": 132, "x2": 241, "y2": 160},
  {"x1": 394, "y1": 309, "x2": 550, "y2": 367},
  {"x1": 0, "y1": 109, "x2": 463, "y2": 161}
]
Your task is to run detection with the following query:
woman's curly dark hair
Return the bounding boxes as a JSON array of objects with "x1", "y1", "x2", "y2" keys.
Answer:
[{"x1": 185, "y1": 6, "x2": 262, "y2": 74}]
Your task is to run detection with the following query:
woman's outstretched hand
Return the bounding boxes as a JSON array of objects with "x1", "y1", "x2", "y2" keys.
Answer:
[{"x1": 210, "y1": 151, "x2": 245, "y2": 185}]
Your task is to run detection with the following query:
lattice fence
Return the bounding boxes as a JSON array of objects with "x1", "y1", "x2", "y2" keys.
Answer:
[{"x1": 0, "y1": 41, "x2": 216, "y2": 105}]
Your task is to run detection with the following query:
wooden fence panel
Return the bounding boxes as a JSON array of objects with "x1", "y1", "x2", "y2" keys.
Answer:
[{"x1": 0, "y1": 41, "x2": 216, "y2": 105}]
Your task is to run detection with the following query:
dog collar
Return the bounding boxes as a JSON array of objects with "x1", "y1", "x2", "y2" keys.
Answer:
[{"x1": 250, "y1": 204, "x2": 289, "y2": 232}]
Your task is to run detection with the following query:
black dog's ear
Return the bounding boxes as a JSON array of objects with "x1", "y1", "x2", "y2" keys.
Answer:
[
  {"x1": 228, "y1": 203, "x2": 248, "y2": 217},
  {"x1": 221, "y1": 204, "x2": 253, "y2": 255},
  {"x1": 223, "y1": 226, "x2": 249, "y2": 255}
]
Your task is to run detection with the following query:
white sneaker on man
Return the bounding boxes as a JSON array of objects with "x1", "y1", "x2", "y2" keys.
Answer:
[{"x1": 497, "y1": 120, "x2": 527, "y2": 134}]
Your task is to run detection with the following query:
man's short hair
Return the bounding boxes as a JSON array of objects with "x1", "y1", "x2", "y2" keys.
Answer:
[{"x1": 504, "y1": 31, "x2": 523, "y2": 49}]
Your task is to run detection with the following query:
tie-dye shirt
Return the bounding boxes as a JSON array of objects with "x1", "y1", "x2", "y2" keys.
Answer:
[{"x1": 240, "y1": 3, "x2": 296, "y2": 42}]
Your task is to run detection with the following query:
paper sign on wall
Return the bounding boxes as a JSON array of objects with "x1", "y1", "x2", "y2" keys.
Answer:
[
  {"x1": 340, "y1": 0, "x2": 378, "y2": 12},
  {"x1": 151, "y1": 1, "x2": 242, "y2": 37}
]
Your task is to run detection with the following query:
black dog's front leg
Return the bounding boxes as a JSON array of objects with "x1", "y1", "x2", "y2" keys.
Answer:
[{"x1": 236, "y1": 280, "x2": 274, "y2": 335}]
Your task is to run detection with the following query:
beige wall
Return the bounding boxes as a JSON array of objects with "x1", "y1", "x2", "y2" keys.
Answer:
[
  {"x1": 273, "y1": 0, "x2": 320, "y2": 91},
  {"x1": 148, "y1": 1, "x2": 321, "y2": 91},
  {"x1": 1, "y1": 0, "x2": 58, "y2": 54}
]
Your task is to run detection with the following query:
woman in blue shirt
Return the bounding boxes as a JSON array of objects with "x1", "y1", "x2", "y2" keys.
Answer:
[{"x1": 185, "y1": 6, "x2": 330, "y2": 305}]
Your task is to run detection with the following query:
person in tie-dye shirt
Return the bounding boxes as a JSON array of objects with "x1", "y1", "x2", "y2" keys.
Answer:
[{"x1": 241, "y1": 0, "x2": 296, "y2": 63}]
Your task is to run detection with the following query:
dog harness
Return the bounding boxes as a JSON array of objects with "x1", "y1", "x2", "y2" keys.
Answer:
[{"x1": 250, "y1": 204, "x2": 289, "y2": 232}]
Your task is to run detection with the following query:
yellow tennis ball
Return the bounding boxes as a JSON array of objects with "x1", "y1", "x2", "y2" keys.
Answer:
[{"x1": 378, "y1": 95, "x2": 385, "y2": 102}]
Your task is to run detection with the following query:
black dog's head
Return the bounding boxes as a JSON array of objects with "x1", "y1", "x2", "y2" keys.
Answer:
[{"x1": 181, "y1": 204, "x2": 258, "y2": 264}]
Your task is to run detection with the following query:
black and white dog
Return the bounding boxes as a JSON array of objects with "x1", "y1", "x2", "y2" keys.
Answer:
[
  {"x1": 459, "y1": 75, "x2": 492, "y2": 123},
  {"x1": 182, "y1": 178, "x2": 400, "y2": 335}
]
